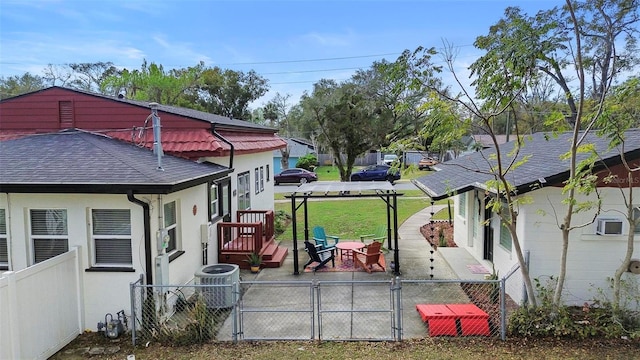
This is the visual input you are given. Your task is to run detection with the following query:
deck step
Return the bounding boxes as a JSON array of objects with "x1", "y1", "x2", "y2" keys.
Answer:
[
  {"x1": 259, "y1": 241, "x2": 279, "y2": 260},
  {"x1": 262, "y1": 246, "x2": 288, "y2": 268}
]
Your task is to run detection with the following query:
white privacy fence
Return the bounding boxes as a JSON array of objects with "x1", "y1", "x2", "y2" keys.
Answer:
[{"x1": 0, "y1": 247, "x2": 83, "y2": 360}]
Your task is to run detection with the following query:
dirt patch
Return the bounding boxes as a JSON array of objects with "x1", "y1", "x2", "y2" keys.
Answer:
[{"x1": 420, "y1": 221, "x2": 456, "y2": 248}]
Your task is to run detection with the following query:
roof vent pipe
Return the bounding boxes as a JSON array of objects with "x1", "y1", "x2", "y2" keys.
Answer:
[{"x1": 149, "y1": 102, "x2": 164, "y2": 171}]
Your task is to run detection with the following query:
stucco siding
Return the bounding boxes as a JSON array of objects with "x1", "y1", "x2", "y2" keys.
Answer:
[
  {"x1": 0, "y1": 185, "x2": 213, "y2": 330},
  {"x1": 520, "y1": 187, "x2": 639, "y2": 306}
]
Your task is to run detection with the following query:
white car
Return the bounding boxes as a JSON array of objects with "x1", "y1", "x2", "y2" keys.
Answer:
[{"x1": 382, "y1": 154, "x2": 398, "y2": 165}]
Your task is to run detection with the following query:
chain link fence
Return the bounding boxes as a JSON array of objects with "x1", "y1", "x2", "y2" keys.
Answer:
[{"x1": 130, "y1": 270, "x2": 523, "y2": 345}]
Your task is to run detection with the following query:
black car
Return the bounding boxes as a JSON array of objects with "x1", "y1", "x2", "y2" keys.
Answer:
[
  {"x1": 274, "y1": 168, "x2": 318, "y2": 185},
  {"x1": 350, "y1": 164, "x2": 401, "y2": 183}
]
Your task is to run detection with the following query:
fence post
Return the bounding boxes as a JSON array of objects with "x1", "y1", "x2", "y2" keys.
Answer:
[
  {"x1": 394, "y1": 277, "x2": 403, "y2": 341},
  {"x1": 500, "y1": 277, "x2": 507, "y2": 340},
  {"x1": 232, "y1": 281, "x2": 239, "y2": 343},
  {"x1": 72, "y1": 246, "x2": 85, "y2": 337}
]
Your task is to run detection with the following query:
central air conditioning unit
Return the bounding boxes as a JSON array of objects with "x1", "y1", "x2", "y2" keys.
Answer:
[
  {"x1": 596, "y1": 218, "x2": 624, "y2": 235},
  {"x1": 195, "y1": 264, "x2": 240, "y2": 308}
]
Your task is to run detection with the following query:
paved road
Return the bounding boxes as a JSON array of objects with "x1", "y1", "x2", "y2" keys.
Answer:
[{"x1": 274, "y1": 180, "x2": 418, "y2": 193}]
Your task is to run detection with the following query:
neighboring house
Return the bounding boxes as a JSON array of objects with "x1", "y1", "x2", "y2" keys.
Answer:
[
  {"x1": 413, "y1": 130, "x2": 640, "y2": 307},
  {"x1": 0, "y1": 87, "x2": 289, "y2": 332},
  {"x1": 0, "y1": 130, "x2": 230, "y2": 333},
  {"x1": 272, "y1": 138, "x2": 315, "y2": 174}
]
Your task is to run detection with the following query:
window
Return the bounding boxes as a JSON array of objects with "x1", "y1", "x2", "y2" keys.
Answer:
[
  {"x1": 209, "y1": 183, "x2": 219, "y2": 220},
  {"x1": 31, "y1": 209, "x2": 68, "y2": 264},
  {"x1": 0, "y1": 209, "x2": 7, "y2": 269},
  {"x1": 634, "y1": 207, "x2": 640, "y2": 234},
  {"x1": 221, "y1": 180, "x2": 231, "y2": 220},
  {"x1": 164, "y1": 201, "x2": 178, "y2": 252},
  {"x1": 499, "y1": 202, "x2": 512, "y2": 251},
  {"x1": 92, "y1": 209, "x2": 132, "y2": 266},
  {"x1": 260, "y1": 166, "x2": 264, "y2": 192},
  {"x1": 237, "y1": 171, "x2": 251, "y2": 210},
  {"x1": 458, "y1": 193, "x2": 466, "y2": 217},
  {"x1": 266, "y1": 164, "x2": 270, "y2": 181},
  {"x1": 255, "y1": 168, "x2": 260, "y2": 194}
]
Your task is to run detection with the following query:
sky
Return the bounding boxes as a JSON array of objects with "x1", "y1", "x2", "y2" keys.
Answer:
[{"x1": 0, "y1": 0, "x2": 562, "y2": 107}]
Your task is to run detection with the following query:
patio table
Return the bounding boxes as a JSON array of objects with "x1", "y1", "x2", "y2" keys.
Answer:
[{"x1": 335, "y1": 241, "x2": 365, "y2": 261}]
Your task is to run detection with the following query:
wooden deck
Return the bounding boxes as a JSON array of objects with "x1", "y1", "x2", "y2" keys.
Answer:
[{"x1": 218, "y1": 210, "x2": 288, "y2": 269}]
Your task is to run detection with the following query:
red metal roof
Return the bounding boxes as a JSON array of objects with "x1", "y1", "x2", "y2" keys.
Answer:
[
  {"x1": 105, "y1": 128, "x2": 286, "y2": 157},
  {"x1": 217, "y1": 131, "x2": 287, "y2": 154}
]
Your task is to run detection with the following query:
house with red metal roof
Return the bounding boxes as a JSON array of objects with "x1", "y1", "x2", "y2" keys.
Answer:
[{"x1": 0, "y1": 87, "x2": 289, "y2": 356}]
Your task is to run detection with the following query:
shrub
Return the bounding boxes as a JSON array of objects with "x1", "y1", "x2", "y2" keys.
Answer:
[
  {"x1": 508, "y1": 277, "x2": 640, "y2": 340},
  {"x1": 274, "y1": 210, "x2": 291, "y2": 236},
  {"x1": 296, "y1": 154, "x2": 318, "y2": 171}
]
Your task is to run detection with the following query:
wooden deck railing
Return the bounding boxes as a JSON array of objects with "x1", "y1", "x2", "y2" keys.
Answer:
[
  {"x1": 217, "y1": 210, "x2": 275, "y2": 257},
  {"x1": 237, "y1": 210, "x2": 275, "y2": 242},
  {"x1": 218, "y1": 222, "x2": 263, "y2": 253}
]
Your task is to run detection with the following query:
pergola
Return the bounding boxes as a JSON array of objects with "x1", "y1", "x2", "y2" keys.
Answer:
[{"x1": 284, "y1": 181, "x2": 403, "y2": 275}]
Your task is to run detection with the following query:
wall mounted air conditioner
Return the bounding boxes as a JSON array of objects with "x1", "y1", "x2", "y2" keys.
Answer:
[{"x1": 596, "y1": 218, "x2": 623, "y2": 235}]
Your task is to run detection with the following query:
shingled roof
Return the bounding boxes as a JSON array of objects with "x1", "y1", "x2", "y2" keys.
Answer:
[
  {"x1": 413, "y1": 129, "x2": 640, "y2": 200},
  {"x1": 0, "y1": 130, "x2": 231, "y2": 194}
]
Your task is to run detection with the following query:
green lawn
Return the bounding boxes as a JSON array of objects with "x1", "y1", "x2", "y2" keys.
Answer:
[{"x1": 275, "y1": 197, "x2": 432, "y2": 241}]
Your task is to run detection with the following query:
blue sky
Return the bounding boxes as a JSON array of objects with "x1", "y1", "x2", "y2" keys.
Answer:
[{"x1": 0, "y1": 0, "x2": 561, "y2": 106}]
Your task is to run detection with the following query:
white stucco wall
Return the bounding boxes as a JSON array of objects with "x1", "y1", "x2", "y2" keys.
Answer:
[
  {"x1": 207, "y1": 151, "x2": 276, "y2": 215},
  {"x1": 0, "y1": 184, "x2": 211, "y2": 330},
  {"x1": 453, "y1": 187, "x2": 640, "y2": 307}
]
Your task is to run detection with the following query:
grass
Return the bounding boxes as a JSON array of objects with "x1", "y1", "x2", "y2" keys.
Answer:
[
  {"x1": 275, "y1": 197, "x2": 432, "y2": 241},
  {"x1": 54, "y1": 333, "x2": 639, "y2": 360}
]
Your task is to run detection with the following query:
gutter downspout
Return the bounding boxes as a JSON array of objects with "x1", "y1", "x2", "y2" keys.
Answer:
[
  {"x1": 128, "y1": 191, "x2": 153, "y2": 286},
  {"x1": 211, "y1": 124, "x2": 234, "y2": 169}
]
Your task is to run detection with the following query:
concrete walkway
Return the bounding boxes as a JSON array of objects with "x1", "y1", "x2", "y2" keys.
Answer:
[{"x1": 219, "y1": 204, "x2": 492, "y2": 341}]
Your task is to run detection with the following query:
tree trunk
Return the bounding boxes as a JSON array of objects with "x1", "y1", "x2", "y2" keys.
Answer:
[{"x1": 280, "y1": 147, "x2": 290, "y2": 170}]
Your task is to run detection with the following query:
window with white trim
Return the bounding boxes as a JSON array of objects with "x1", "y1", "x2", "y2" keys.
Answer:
[
  {"x1": 255, "y1": 168, "x2": 260, "y2": 194},
  {"x1": 164, "y1": 201, "x2": 178, "y2": 253},
  {"x1": 266, "y1": 164, "x2": 270, "y2": 181},
  {"x1": 458, "y1": 192, "x2": 466, "y2": 217},
  {"x1": 237, "y1": 171, "x2": 251, "y2": 210},
  {"x1": 0, "y1": 209, "x2": 7, "y2": 269},
  {"x1": 30, "y1": 209, "x2": 68, "y2": 264},
  {"x1": 260, "y1": 166, "x2": 264, "y2": 192},
  {"x1": 92, "y1": 209, "x2": 132, "y2": 266},
  {"x1": 209, "y1": 183, "x2": 219, "y2": 220},
  {"x1": 499, "y1": 201, "x2": 513, "y2": 251}
]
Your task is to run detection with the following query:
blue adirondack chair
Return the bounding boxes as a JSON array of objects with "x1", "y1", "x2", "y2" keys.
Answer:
[{"x1": 312, "y1": 226, "x2": 339, "y2": 250}]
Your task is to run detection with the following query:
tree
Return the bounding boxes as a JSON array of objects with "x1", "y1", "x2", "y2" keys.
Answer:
[
  {"x1": 596, "y1": 76, "x2": 640, "y2": 310},
  {"x1": 262, "y1": 93, "x2": 294, "y2": 170},
  {"x1": 301, "y1": 79, "x2": 386, "y2": 181},
  {"x1": 100, "y1": 60, "x2": 205, "y2": 105},
  {"x1": 0, "y1": 73, "x2": 46, "y2": 99},
  {"x1": 67, "y1": 62, "x2": 120, "y2": 92},
  {"x1": 470, "y1": 0, "x2": 638, "y2": 306},
  {"x1": 192, "y1": 67, "x2": 269, "y2": 119},
  {"x1": 394, "y1": 38, "x2": 540, "y2": 304}
]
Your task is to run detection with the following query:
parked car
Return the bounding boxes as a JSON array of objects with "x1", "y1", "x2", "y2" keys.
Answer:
[
  {"x1": 274, "y1": 168, "x2": 318, "y2": 185},
  {"x1": 382, "y1": 154, "x2": 398, "y2": 165},
  {"x1": 350, "y1": 164, "x2": 401, "y2": 183},
  {"x1": 418, "y1": 157, "x2": 439, "y2": 170}
]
